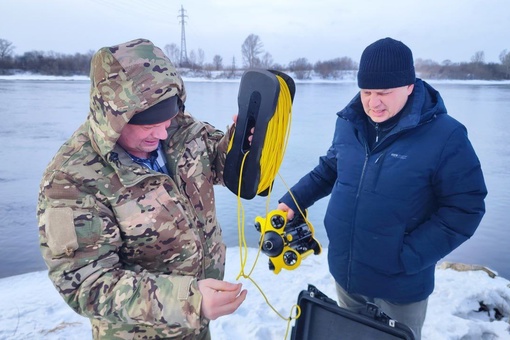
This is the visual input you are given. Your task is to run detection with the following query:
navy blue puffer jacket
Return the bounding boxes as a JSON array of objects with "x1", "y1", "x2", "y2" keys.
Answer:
[{"x1": 280, "y1": 79, "x2": 487, "y2": 303}]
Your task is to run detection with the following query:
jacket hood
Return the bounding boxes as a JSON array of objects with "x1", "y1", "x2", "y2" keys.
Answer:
[
  {"x1": 338, "y1": 79, "x2": 447, "y2": 132},
  {"x1": 87, "y1": 38, "x2": 186, "y2": 157}
]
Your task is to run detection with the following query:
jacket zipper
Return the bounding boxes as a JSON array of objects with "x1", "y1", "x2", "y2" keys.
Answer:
[{"x1": 347, "y1": 141, "x2": 370, "y2": 290}]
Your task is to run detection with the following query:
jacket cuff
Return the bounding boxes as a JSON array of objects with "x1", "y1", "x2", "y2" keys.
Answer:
[
  {"x1": 159, "y1": 276, "x2": 202, "y2": 330},
  {"x1": 279, "y1": 191, "x2": 300, "y2": 213},
  {"x1": 219, "y1": 123, "x2": 235, "y2": 154}
]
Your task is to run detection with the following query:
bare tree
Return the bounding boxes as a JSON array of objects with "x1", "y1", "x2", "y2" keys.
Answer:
[
  {"x1": 164, "y1": 43, "x2": 180, "y2": 65},
  {"x1": 222, "y1": 56, "x2": 237, "y2": 79},
  {"x1": 499, "y1": 49, "x2": 509, "y2": 63},
  {"x1": 241, "y1": 34, "x2": 263, "y2": 68},
  {"x1": 212, "y1": 55, "x2": 223, "y2": 70},
  {"x1": 500, "y1": 49, "x2": 510, "y2": 78},
  {"x1": 289, "y1": 57, "x2": 313, "y2": 80},
  {"x1": 471, "y1": 51, "x2": 485, "y2": 64},
  {"x1": 0, "y1": 39, "x2": 15, "y2": 60},
  {"x1": 197, "y1": 48, "x2": 205, "y2": 68},
  {"x1": 260, "y1": 52, "x2": 273, "y2": 69},
  {"x1": 188, "y1": 50, "x2": 197, "y2": 69},
  {"x1": 415, "y1": 58, "x2": 441, "y2": 79}
]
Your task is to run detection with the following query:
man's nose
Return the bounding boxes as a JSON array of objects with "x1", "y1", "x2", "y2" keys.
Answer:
[
  {"x1": 153, "y1": 126, "x2": 168, "y2": 140},
  {"x1": 370, "y1": 95, "x2": 382, "y2": 107}
]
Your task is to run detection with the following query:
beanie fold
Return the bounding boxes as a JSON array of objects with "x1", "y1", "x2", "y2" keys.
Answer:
[{"x1": 357, "y1": 69, "x2": 416, "y2": 89}]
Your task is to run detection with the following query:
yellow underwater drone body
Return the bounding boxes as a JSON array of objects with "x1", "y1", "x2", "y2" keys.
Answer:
[{"x1": 255, "y1": 210, "x2": 322, "y2": 274}]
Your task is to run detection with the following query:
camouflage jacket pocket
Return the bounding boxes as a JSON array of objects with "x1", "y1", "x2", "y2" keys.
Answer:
[{"x1": 45, "y1": 207, "x2": 79, "y2": 257}]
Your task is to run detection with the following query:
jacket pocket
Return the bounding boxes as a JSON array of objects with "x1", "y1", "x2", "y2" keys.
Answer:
[
  {"x1": 354, "y1": 224, "x2": 405, "y2": 275},
  {"x1": 45, "y1": 207, "x2": 78, "y2": 257}
]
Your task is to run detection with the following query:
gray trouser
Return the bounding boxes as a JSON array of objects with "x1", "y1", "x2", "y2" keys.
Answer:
[{"x1": 335, "y1": 282, "x2": 428, "y2": 340}]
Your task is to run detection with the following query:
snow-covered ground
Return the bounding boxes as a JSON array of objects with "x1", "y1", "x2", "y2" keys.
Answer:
[{"x1": 0, "y1": 247, "x2": 509, "y2": 340}]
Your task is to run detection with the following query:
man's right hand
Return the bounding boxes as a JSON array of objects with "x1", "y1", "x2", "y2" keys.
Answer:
[
  {"x1": 197, "y1": 278, "x2": 247, "y2": 320},
  {"x1": 277, "y1": 202, "x2": 295, "y2": 220}
]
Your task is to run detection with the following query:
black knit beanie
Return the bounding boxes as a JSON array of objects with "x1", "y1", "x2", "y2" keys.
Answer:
[{"x1": 357, "y1": 37, "x2": 415, "y2": 89}]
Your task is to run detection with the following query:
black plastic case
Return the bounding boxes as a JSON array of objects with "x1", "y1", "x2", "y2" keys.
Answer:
[{"x1": 291, "y1": 285, "x2": 415, "y2": 340}]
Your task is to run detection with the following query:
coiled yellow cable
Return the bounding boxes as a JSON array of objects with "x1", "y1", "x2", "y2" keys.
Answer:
[{"x1": 256, "y1": 75, "x2": 292, "y2": 194}]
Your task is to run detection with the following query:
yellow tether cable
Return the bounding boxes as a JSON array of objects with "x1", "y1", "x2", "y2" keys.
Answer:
[{"x1": 232, "y1": 75, "x2": 301, "y2": 340}]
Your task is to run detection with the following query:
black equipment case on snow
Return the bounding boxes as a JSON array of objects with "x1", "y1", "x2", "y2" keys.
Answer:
[{"x1": 291, "y1": 285, "x2": 415, "y2": 340}]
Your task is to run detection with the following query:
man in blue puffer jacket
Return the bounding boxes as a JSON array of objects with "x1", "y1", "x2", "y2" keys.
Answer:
[{"x1": 278, "y1": 37, "x2": 487, "y2": 339}]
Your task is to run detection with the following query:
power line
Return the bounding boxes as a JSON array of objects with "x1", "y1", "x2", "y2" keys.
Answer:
[{"x1": 178, "y1": 5, "x2": 188, "y2": 65}]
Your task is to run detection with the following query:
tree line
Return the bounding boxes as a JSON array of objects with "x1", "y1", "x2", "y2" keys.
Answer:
[{"x1": 1, "y1": 35, "x2": 510, "y2": 81}]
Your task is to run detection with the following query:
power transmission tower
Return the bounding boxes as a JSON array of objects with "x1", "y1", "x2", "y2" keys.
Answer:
[{"x1": 178, "y1": 5, "x2": 188, "y2": 66}]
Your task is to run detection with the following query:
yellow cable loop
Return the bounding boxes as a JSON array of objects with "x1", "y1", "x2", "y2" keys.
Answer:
[{"x1": 233, "y1": 75, "x2": 301, "y2": 340}]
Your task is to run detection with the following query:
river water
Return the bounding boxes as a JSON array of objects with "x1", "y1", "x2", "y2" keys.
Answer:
[{"x1": 0, "y1": 77, "x2": 509, "y2": 279}]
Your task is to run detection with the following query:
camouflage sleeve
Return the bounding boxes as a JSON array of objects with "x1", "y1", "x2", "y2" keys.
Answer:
[
  {"x1": 203, "y1": 121, "x2": 235, "y2": 186},
  {"x1": 38, "y1": 170, "x2": 203, "y2": 330}
]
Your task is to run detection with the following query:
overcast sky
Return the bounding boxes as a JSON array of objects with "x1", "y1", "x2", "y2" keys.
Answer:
[{"x1": 1, "y1": 0, "x2": 509, "y2": 66}]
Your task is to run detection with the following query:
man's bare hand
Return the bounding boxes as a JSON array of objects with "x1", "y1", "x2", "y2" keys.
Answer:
[
  {"x1": 277, "y1": 202, "x2": 295, "y2": 220},
  {"x1": 198, "y1": 278, "x2": 247, "y2": 320},
  {"x1": 232, "y1": 114, "x2": 254, "y2": 144}
]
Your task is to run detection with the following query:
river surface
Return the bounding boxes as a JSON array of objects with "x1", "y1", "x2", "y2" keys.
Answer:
[{"x1": 0, "y1": 78, "x2": 509, "y2": 279}]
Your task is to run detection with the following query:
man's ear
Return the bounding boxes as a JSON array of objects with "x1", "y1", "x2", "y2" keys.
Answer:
[{"x1": 407, "y1": 84, "x2": 415, "y2": 95}]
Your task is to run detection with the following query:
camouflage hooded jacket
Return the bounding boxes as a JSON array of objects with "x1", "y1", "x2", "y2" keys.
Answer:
[{"x1": 37, "y1": 39, "x2": 232, "y2": 339}]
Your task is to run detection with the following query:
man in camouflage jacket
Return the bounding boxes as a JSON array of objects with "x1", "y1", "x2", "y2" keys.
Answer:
[{"x1": 37, "y1": 38, "x2": 246, "y2": 339}]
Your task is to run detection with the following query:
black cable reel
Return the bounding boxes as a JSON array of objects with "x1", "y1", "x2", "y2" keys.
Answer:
[{"x1": 223, "y1": 69, "x2": 295, "y2": 199}]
